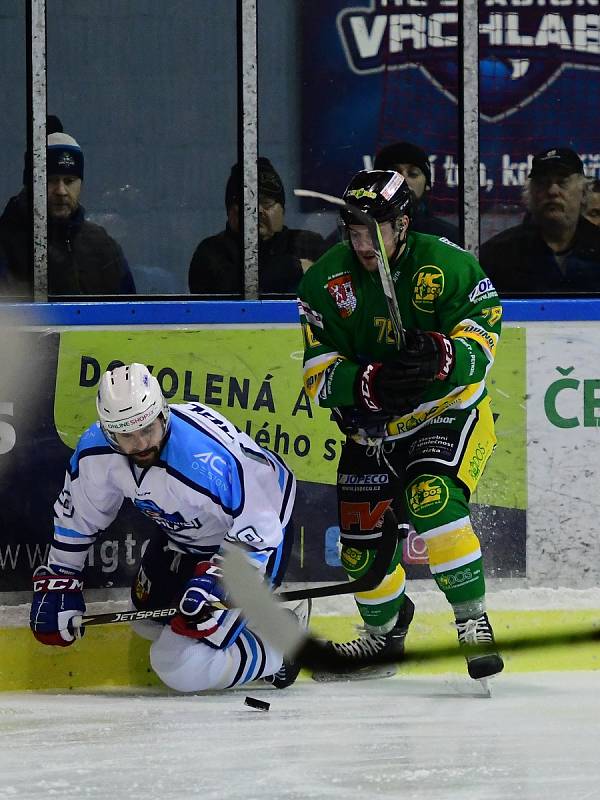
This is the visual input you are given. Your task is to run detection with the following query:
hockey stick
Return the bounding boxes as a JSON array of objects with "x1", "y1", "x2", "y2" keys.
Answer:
[
  {"x1": 77, "y1": 511, "x2": 399, "y2": 628},
  {"x1": 295, "y1": 188, "x2": 405, "y2": 349},
  {"x1": 222, "y1": 543, "x2": 600, "y2": 673},
  {"x1": 275, "y1": 507, "x2": 398, "y2": 601}
]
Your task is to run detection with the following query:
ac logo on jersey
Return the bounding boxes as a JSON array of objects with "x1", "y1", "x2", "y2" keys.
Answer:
[
  {"x1": 327, "y1": 274, "x2": 357, "y2": 318},
  {"x1": 192, "y1": 452, "x2": 226, "y2": 476},
  {"x1": 412, "y1": 266, "x2": 444, "y2": 313}
]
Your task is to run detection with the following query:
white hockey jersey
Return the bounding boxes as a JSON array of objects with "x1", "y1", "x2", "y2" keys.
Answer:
[{"x1": 50, "y1": 402, "x2": 296, "y2": 577}]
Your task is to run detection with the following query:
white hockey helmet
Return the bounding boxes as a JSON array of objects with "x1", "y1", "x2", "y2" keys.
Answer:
[{"x1": 96, "y1": 363, "x2": 170, "y2": 451}]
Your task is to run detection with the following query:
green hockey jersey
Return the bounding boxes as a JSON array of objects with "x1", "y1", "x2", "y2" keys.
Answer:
[{"x1": 297, "y1": 232, "x2": 502, "y2": 441}]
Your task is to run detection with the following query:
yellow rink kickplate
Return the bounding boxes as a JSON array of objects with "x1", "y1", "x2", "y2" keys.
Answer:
[{"x1": 1, "y1": 610, "x2": 598, "y2": 691}]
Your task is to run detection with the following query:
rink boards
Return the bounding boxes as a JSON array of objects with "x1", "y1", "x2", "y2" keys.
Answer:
[
  {"x1": 1, "y1": 299, "x2": 599, "y2": 690},
  {"x1": 1, "y1": 608, "x2": 599, "y2": 692}
]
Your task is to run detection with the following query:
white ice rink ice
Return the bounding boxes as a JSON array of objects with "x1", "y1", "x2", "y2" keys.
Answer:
[{"x1": 1, "y1": 672, "x2": 599, "y2": 800}]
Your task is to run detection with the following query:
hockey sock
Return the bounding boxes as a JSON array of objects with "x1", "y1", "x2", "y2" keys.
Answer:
[{"x1": 341, "y1": 542, "x2": 406, "y2": 629}]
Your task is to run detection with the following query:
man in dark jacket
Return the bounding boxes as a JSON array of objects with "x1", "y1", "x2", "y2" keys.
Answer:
[
  {"x1": 188, "y1": 157, "x2": 327, "y2": 297},
  {"x1": 374, "y1": 141, "x2": 461, "y2": 245},
  {"x1": 479, "y1": 148, "x2": 600, "y2": 294},
  {"x1": 0, "y1": 131, "x2": 135, "y2": 298}
]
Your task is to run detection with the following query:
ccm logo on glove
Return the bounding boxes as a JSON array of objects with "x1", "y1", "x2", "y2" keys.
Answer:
[{"x1": 32, "y1": 575, "x2": 84, "y2": 593}]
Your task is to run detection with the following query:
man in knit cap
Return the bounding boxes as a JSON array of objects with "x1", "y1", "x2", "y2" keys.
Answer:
[
  {"x1": 0, "y1": 123, "x2": 135, "y2": 297},
  {"x1": 188, "y1": 157, "x2": 326, "y2": 297},
  {"x1": 374, "y1": 141, "x2": 461, "y2": 244}
]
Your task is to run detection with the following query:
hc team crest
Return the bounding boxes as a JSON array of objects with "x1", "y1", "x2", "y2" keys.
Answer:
[
  {"x1": 327, "y1": 274, "x2": 357, "y2": 318},
  {"x1": 337, "y1": 2, "x2": 600, "y2": 121},
  {"x1": 412, "y1": 266, "x2": 444, "y2": 313}
]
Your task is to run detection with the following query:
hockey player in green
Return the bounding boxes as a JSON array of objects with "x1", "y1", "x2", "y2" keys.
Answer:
[{"x1": 297, "y1": 170, "x2": 503, "y2": 681}]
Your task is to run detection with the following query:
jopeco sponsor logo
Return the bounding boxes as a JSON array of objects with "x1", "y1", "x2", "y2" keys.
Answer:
[
  {"x1": 339, "y1": 473, "x2": 389, "y2": 485},
  {"x1": 406, "y1": 475, "x2": 449, "y2": 518}
]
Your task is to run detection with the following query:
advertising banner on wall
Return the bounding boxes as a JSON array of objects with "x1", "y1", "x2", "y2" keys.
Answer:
[
  {"x1": 0, "y1": 326, "x2": 526, "y2": 593},
  {"x1": 526, "y1": 323, "x2": 600, "y2": 587},
  {"x1": 300, "y1": 2, "x2": 600, "y2": 214}
]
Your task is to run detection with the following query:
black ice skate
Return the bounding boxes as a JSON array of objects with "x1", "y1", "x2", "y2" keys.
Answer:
[
  {"x1": 264, "y1": 598, "x2": 312, "y2": 689},
  {"x1": 455, "y1": 613, "x2": 504, "y2": 688},
  {"x1": 313, "y1": 595, "x2": 415, "y2": 682}
]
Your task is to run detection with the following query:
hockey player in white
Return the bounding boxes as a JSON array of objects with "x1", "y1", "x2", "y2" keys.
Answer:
[{"x1": 30, "y1": 363, "x2": 308, "y2": 692}]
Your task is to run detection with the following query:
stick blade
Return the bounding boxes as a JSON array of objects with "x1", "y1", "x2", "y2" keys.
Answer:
[{"x1": 221, "y1": 544, "x2": 306, "y2": 656}]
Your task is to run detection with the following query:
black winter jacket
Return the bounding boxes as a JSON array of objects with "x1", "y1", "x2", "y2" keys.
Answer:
[
  {"x1": 0, "y1": 191, "x2": 135, "y2": 297},
  {"x1": 188, "y1": 223, "x2": 327, "y2": 297},
  {"x1": 479, "y1": 215, "x2": 600, "y2": 295}
]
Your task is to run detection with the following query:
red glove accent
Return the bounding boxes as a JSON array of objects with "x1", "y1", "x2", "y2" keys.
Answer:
[
  {"x1": 356, "y1": 362, "x2": 384, "y2": 412},
  {"x1": 170, "y1": 614, "x2": 219, "y2": 640},
  {"x1": 33, "y1": 631, "x2": 73, "y2": 647},
  {"x1": 425, "y1": 331, "x2": 455, "y2": 380}
]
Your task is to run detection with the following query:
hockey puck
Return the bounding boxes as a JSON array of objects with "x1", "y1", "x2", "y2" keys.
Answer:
[{"x1": 244, "y1": 696, "x2": 270, "y2": 712}]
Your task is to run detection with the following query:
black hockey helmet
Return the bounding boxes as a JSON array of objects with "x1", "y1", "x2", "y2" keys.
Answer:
[{"x1": 340, "y1": 169, "x2": 413, "y2": 227}]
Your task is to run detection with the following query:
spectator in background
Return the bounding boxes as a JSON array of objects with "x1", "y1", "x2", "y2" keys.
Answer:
[
  {"x1": 583, "y1": 179, "x2": 600, "y2": 227},
  {"x1": 188, "y1": 157, "x2": 327, "y2": 297},
  {"x1": 480, "y1": 148, "x2": 600, "y2": 294},
  {"x1": 0, "y1": 126, "x2": 135, "y2": 298},
  {"x1": 374, "y1": 141, "x2": 461, "y2": 244}
]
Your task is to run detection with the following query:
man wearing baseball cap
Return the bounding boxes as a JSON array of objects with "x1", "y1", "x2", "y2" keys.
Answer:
[{"x1": 480, "y1": 147, "x2": 600, "y2": 294}]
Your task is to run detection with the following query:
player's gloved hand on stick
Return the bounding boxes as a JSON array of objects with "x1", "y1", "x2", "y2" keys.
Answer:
[
  {"x1": 355, "y1": 362, "x2": 431, "y2": 415},
  {"x1": 170, "y1": 557, "x2": 228, "y2": 640},
  {"x1": 30, "y1": 565, "x2": 86, "y2": 647},
  {"x1": 394, "y1": 329, "x2": 455, "y2": 382}
]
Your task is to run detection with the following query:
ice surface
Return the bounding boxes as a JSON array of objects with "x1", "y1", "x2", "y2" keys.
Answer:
[{"x1": 1, "y1": 672, "x2": 599, "y2": 800}]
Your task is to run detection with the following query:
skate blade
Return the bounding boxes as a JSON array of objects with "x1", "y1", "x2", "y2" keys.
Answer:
[
  {"x1": 477, "y1": 677, "x2": 492, "y2": 698},
  {"x1": 312, "y1": 664, "x2": 397, "y2": 682}
]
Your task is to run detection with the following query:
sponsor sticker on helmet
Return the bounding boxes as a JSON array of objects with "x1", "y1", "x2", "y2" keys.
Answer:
[
  {"x1": 347, "y1": 188, "x2": 377, "y2": 200},
  {"x1": 104, "y1": 405, "x2": 158, "y2": 432},
  {"x1": 380, "y1": 171, "x2": 404, "y2": 200}
]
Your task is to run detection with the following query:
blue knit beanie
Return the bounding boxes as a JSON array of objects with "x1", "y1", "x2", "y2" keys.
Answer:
[{"x1": 47, "y1": 132, "x2": 84, "y2": 180}]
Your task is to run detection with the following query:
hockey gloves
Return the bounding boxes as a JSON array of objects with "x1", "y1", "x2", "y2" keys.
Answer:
[
  {"x1": 355, "y1": 330, "x2": 455, "y2": 415},
  {"x1": 395, "y1": 330, "x2": 455, "y2": 383},
  {"x1": 30, "y1": 565, "x2": 86, "y2": 647},
  {"x1": 170, "y1": 559, "x2": 228, "y2": 640}
]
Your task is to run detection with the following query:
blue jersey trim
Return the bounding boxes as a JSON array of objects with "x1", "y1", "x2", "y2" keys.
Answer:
[
  {"x1": 54, "y1": 526, "x2": 92, "y2": 540},
  {"x1": 264, "y1": 449, "x2": 295, "y2": 523},
  {"x1": 69, "y1": 424, "x2": 113, "y2": 479},
  {"x1": 240, "y1": 630, "x2": 260, "y2": 683}
]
